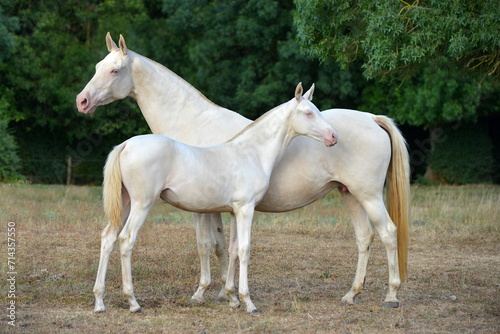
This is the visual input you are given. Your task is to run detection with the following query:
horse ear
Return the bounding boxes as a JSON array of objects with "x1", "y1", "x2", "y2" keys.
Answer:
[
  {"x1": 106, "y1": 32, "x2": 118, "y2": 52},
  {"x1": 295, "y1": 82, "x2": 303, "y2": 101},
  {"x1": 303, "y1": 83, "x2": 315, "y2": 101},
  {"x1": 119, "y1": 34, "x2": 128, "y2": 55}
]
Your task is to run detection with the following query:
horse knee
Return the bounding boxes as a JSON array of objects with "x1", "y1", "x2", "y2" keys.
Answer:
[
  {"x1": 215, "y1": 242, "x2": 227, "y2": 258},
  {"x1": 238, "y1": 245, "x2": 250, "y2": 262},
  {"x1": 197, "y1": 239, "x2": 213, "y2": 255}
]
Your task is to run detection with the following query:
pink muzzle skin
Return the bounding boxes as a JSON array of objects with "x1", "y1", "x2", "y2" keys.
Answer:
[
  {"x1": 76, "y1": 92, "x2": 96, "y2": 115},
  {"x1": 324, "y1": 129, "x2": 338, "y2": 147}
]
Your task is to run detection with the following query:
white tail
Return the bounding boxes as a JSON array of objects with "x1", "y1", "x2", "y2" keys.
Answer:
[
  {"x1": 373, "y1": 116, "x2": 410, "y2": 282},
  {"x1": 103, "y1": 143, "x2": 126, "y2": 232}
]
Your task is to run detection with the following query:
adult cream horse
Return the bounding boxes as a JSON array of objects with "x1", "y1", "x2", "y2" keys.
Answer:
[
  {"x1": 97, "y1": 83, "x2": 336, "y2": 313},
  {"x1": 76, "y1": 34, "x2": 410, "y2": 310}
]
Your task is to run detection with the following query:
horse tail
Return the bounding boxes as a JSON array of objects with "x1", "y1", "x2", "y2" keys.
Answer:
[
  {"x1": 103, "y1": 142, "x2": 126, "y2": 233},
  {"x1": 373, "y1": 115, "x2": 410, "y2": 282}
]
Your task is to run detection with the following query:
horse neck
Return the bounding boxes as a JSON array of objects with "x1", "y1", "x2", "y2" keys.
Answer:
[
  {"x1": 128, "y1": 51, "x2": 246, "y2": 142},
  {"x1": 230, "y1": 103, "x2": 297, "y2": 173}
]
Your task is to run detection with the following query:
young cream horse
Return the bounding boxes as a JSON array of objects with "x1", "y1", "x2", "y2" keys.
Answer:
[
  {"x1": 77, "y1": 34, "x2": 410, "y2": 310},
  {"x1": 96, "y1": 83, "x2": 336, "y2": 313}
]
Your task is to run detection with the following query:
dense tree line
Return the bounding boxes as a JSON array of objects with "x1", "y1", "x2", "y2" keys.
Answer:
[{"x1": 0, "y1": 0, "x2": 499, "y2": 184}]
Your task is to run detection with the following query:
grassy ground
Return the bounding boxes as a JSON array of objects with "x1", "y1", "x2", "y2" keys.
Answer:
[{"x1": 0, "y1": 183, "x2": 498, "y2": 333}]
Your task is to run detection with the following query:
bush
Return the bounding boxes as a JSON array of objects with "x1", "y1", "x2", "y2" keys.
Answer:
[{"x1": 428, "y1": 121, "x2": 494, "y2": 184}]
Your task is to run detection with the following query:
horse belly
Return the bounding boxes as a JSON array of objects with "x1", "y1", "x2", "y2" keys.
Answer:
[
  {"x1": 256, "y1": 165, "x2": 338, "y2": 212},
  {"x1": 160, "y1": 187, "x2": 233, "y2": 213}
]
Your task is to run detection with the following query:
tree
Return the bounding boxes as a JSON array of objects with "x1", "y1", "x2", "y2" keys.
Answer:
[
  {"x1": 360, "y1": 61, "x2": 495, "y2": 127},
  {"x1": 161, "y1": 0, "x2": 363, "y2": 119},
  {"x1": 0, "y1": 119, "x2": 21, "y2": 181},
  {"x1": 0, "y1": 0, "x2": 18, "y2": 63},
  {"x1": 0, "y1": 0, "x2": 152, "y2": 183},
  {"x1": 294, "y1": 0, "x2": 500, "y2": 183},
  {"x1": 0, "y1": 0, "x2": 21, "y2": 180},
  {"x1": 360, "y1": 61, "x2": 498, "y2": 183},
  {"x1": 294, "y1": 0, "x2": 500, "y2": 80}
]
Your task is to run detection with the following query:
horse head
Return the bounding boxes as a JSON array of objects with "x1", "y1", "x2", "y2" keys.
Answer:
[
  {"x1": 292, "y1": 83, "x2": 338, "y2": 147},
  {"x1": 76, "y1": 33, "x2": 134, "y2": 114}
]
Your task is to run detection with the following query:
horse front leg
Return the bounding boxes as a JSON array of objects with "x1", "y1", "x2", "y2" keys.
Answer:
[
  {"x1": 339, "y1": 191, "x2": 374, "y2": 306},
  {"x1": 119, "y1": 204, "x2": 151, "y2": 313},
  {"x1": 191, "y1": 213, "x2": 214, "y2": 303},
  {"x1": 233, "y1": 205, "x2": 258, "y2": 313}
]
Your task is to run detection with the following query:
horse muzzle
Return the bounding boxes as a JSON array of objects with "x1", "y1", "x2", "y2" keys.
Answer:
[
  {"x1": 323, "y1": 129, "x2": 338, "y2": 147},
  {"x1": 76, "y1": 91, "x2": 97, "y2": 114}
]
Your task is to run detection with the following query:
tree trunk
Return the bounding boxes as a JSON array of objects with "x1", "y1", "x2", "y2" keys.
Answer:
[{"x1": 423, "y1": 126, "x2": 441, "y2": 183}]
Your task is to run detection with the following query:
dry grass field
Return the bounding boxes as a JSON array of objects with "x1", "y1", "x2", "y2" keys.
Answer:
[{"x1": 0, "y1": 183, "x2": 498, "y2": 333}]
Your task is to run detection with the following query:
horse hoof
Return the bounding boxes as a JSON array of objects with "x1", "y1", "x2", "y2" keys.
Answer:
[
  {"x1": 382, "y1": 301, "x2": 400, "y2": 308},
  {"x1": 94, "y1": 309, "x2": 105, "y2": 314},
  {"x1": 131, "y1": 307, "x2": 142, "y2": 313},
  {"x1": 250, "y1": 309, "x2": 259, "y2": 314}
]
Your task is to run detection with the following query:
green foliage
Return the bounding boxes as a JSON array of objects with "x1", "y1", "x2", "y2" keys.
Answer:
[
  {"x1": 0, "y1": 119, "x2": 21, "y2": 181},
  {"x1": 428, "y1": 122, "x2": 494, "y2": 184},
  {"x1": 294, "y1": 0, "x2": 500, "y2": 80},
  {"x1": 0, "y1": 0, "x2": 19, "y2": 63},
  {"x1": 0, "y1": 0, "x2": 153, "y2": 183},
  {"x1": 0, "y1": 90, "x2": 22, "y2": 181},
  {"x1": 161, "y1": 0, "x2": 361, "y2": 119},
  {"x1": 360, "y1": 61, "x2": 496, "y2": 127},
  {"x1": 0, "y1": 0, "x2": 497, "y2": 184}
]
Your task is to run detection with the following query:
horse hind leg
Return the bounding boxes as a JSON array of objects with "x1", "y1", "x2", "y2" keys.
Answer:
[
  {"x1": 191, "y1": 212, "x2": 229, "y2": 304},
  {"x1": 225, "y1": 213, "x2": 241, "y2": 309},
  {"x1": 362, "y1": 196, "x2": 401, "y2": 308},
  {"x1": 211, "y1": 213, "x2": 230, "y2": 302},
  {"x1": 93, "y1": 224, "x2": 119, "y2": 313},
  {"x1": 93, "y1": 197, "x2": 131, "y2": 313},
  {"x1": 191, "y1": 213, "x2": 215, "y2": 303},
  {"x1": 119, "y1": 201, "x2": 154, "y2": 313},
  {"x1": 339, "y1": 190, "x2": 375, "y2": 306}
]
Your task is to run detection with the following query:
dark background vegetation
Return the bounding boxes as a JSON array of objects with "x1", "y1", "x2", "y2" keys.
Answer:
[{"x1": 1, "y1": 0, "x2": 499, "y2": 184}]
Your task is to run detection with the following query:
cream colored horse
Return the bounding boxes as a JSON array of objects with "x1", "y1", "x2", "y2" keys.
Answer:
[
  {"x1": 96, "y1": 83, "x2": 336, "y2": 313},
  {"x1": 76, "y1": 34, "x2": 410, "y2": 310}
]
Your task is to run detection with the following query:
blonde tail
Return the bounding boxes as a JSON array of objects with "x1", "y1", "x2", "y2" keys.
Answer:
[
  {"x1": 374, "y1": 116, "x2": 410, "y2": 282},
  {"x1": 103, "y1": 143, "x2": 126, "y2": 232}
]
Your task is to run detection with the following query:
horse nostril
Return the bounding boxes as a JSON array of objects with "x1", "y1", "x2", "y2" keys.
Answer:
[
  {"x1": 79, "y1": 97, "x2": 88, "y2": 108},
  {"x1": 330, "y1": 132, "x2": 338, "y2": 146}
]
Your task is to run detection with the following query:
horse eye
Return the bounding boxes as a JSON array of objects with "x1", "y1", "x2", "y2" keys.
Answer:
[
  {"x1": 111, "y1": 69, "x2": 119, "y2": 75},
  {"x1": 305, "y1": 111, "x2": 313, "y2": 117}
]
